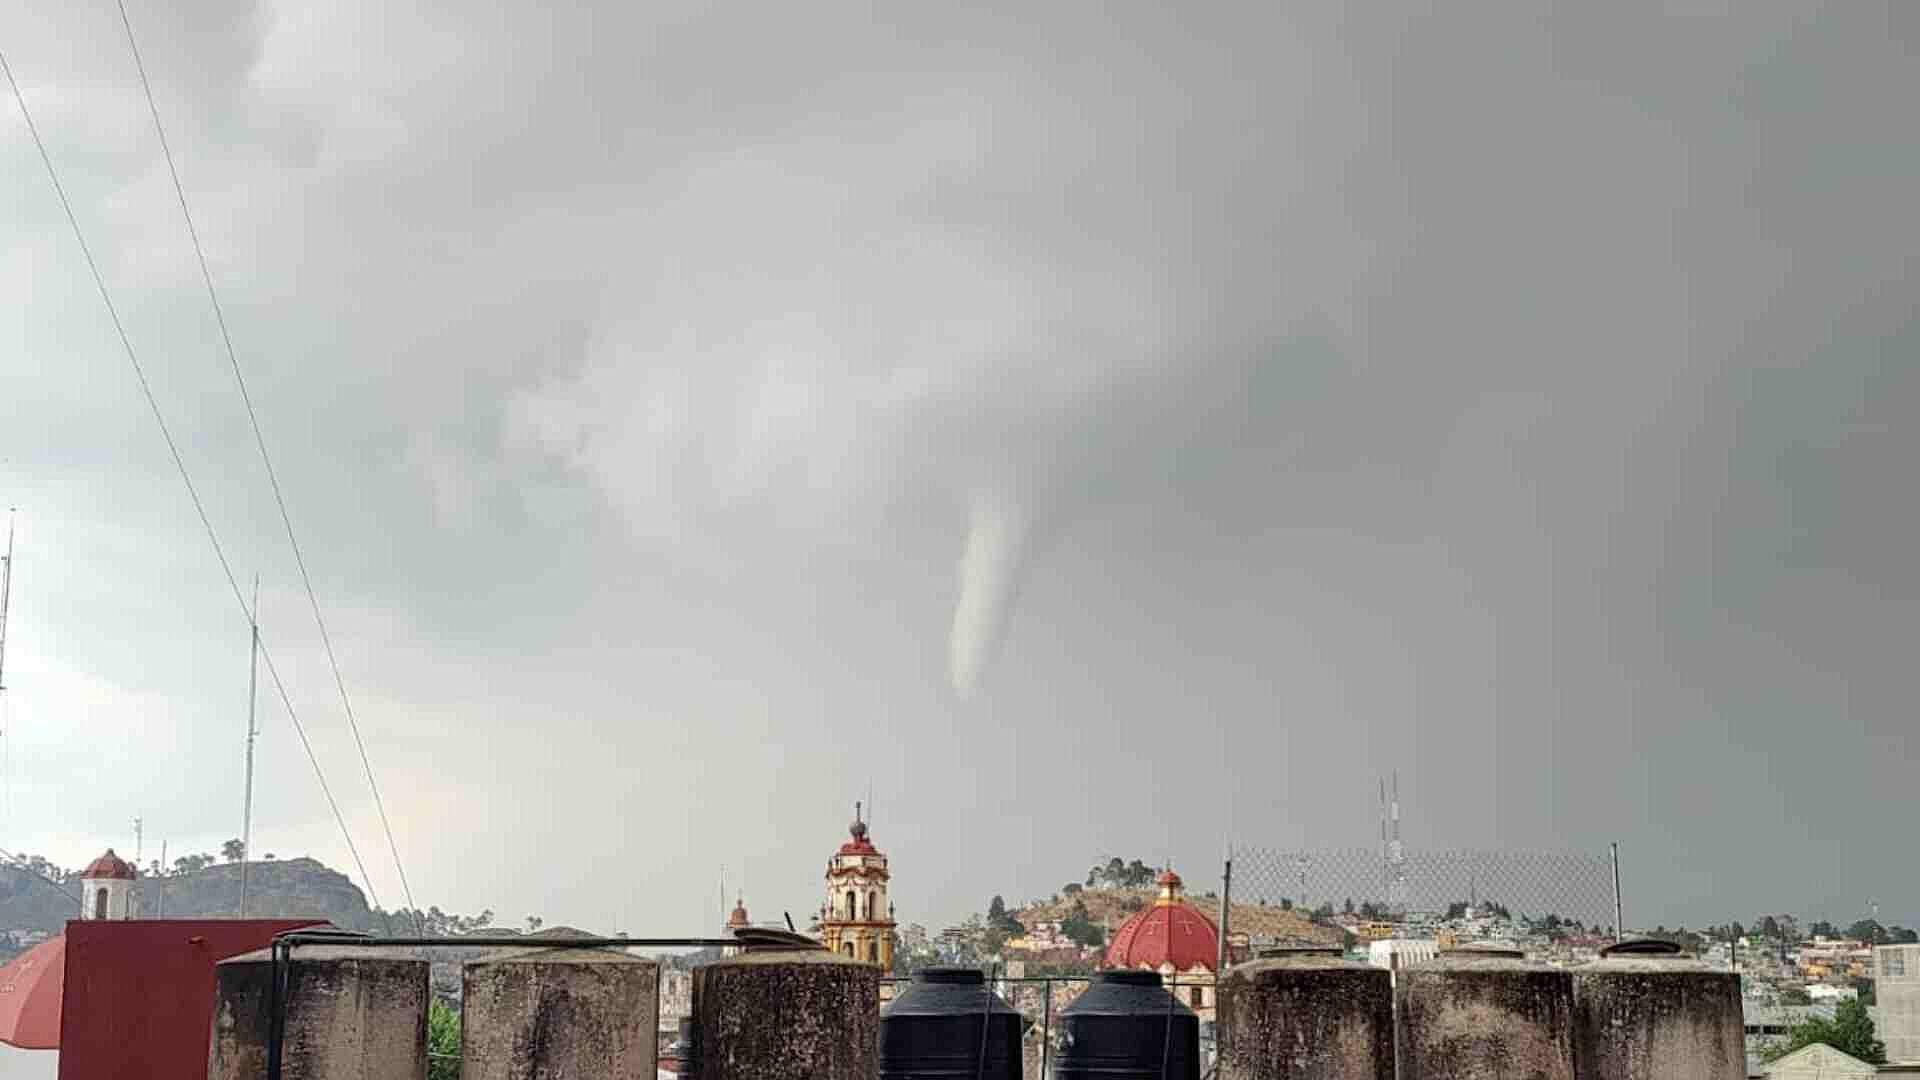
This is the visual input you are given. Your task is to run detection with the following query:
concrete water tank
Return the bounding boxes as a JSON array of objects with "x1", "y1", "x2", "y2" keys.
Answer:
[
  {"x1": 1216, "y1": 946, "x2": 1394, "y2": 1080},
  {"x1": 690, "y1": 948, "x2": 879, "y2": 1080},
  {"x1": 1395, "y1": 945, "x2": 1576, "y2": 1080},
  {"x1": 1570, "y1": 938, "x2": 1743, "y2": 1080}
]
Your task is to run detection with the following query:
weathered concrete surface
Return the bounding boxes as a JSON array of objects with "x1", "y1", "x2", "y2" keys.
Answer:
[
  {"x1": 692, "y1": 949, "x2": 878, "y2": 1080},
  {"x1": 1570, "y1": 955, "x2": 1743, "y2": 1080},
  {"x1": 462, "y1": 947, "x2": 660, "y2": 1079},
  {"x1": 1217, "y1": 951, "x2": 1394, "y2": 1080},
  {"x1": 207, "y1": 944, "x2": 428, "y2": 1080},
  {"x1": 1395, "y1": 951, "x2": 1576, "y2": 1080}
]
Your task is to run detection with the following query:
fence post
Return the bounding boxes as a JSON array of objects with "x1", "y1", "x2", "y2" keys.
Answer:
[
  {"x1": 1611, "y1": 842, "x2": 1624, "y2": 941},
  {"x1": 1040, "y1": 980, "x2": 1052, "y2": 1080},
  {"x1": 1215, "y1": 852, "x2": 1232, "y2": 976}
]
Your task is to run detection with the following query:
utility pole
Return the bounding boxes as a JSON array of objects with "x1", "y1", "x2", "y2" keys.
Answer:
[
  {"x1": 239, "y1": 575, "x2": 260, "y2": 918},
  {"x1": 0, "y1": 509, "x2": 15, "y2": 694},
  {"x1": 1, "y1": 511, "x2": 17, "y2": 831},
  {"x1": 134, "y1": 817, "x2": 144, "y2": 866}
]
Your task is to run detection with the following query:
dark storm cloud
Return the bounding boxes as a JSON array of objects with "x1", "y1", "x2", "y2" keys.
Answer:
[{"x1": 2, "y1": 0, "x2": 1913, "y2": 931}]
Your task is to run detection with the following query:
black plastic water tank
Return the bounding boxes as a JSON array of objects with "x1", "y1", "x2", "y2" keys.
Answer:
[
  {"x1": 664, "y1": 1017, "x2": 697, "y2": 1076},
  {"x1": 880, "y1": 967, "x2": 1023, "y2": 1080},
  {"x1": 1055, "y1": 970, "x2": 1200, "y2": 1080}
]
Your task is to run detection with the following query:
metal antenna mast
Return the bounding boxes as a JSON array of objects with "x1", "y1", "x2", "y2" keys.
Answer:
[{"x1": 239, "y1": 575, "x2": 260, "y2": 917}]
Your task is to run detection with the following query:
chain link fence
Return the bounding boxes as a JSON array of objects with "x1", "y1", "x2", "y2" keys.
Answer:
[{"x1": 1222, "y1": 845, "x2": 1622, "y2": 947}]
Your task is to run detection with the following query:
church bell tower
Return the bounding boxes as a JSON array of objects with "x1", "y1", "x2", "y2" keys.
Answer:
[{"x1": 817, "y1": 803, "x2": 895, "y2": 967}]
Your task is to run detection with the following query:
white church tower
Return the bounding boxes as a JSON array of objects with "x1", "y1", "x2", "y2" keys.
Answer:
[{"x1": 79, "y1": 849, "x2": 137, "y2": 920}]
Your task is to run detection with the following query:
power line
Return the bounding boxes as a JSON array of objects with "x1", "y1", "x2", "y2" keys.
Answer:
[
  {"x1": 113, "y1": 0, "x2": 420, "y2": 930},
  {"x1": 1, "y1": 44, "x2": 382, "y2": 914}
]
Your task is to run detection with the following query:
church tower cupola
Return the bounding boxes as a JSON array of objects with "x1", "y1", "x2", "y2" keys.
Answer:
[
  {"x1": 817, "y1": 802, "x2": 895, "y2": 967},
  {"x1": 80, "y1": 849, "x2": 137, "y2": 920}
]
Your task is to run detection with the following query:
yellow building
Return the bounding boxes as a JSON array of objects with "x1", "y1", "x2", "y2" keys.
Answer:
[{"x1": 817, "y1": 803, "x2": 895, "y2": 968}]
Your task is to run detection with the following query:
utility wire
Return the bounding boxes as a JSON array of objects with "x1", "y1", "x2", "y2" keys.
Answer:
[
  {"x1": 2, "y1": 45, "x2": 383, "y2": 914},
  {"x1": 112, "y1": 1, "x2": 419, "y2": 929}
]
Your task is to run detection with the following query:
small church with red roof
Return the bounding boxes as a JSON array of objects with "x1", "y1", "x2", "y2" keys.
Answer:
[{"x1": 1102, "y1": 868, "x2": 1221, "y2": 1016}]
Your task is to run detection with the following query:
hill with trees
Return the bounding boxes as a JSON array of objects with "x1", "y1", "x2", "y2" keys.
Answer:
[{"x1": 0, "y1": 846, "x2": 522, "y2": 947}]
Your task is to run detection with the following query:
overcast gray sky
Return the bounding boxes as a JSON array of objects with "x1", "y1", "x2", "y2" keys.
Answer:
[{"x1": 2, "y1": 0, "x2": 1914, "y2": 935}]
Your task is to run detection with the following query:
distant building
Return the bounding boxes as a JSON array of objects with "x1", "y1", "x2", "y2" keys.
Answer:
[
  {"x1": 1104, "y1": 869, "x2": 1219, "y2": 1021},
  {"x1": 1760, "y1": 1042, "x2": 1878, "y2": 1079},
  {"x1": 659, "y1": 968, "x2": 692, "y2": 1024},
  {"x1": 1368, "y1": 938, "x2": 1439, "y2": 974},
  {"x1": 723, "y1": 894, "x2": 751, "y2": 957},
  {"x1": 1744, "y1": 1003, "x2": 1835, "y2": 1075},
  {"x1": 816, "y1": 803, "x2": 895, "y2": 968},
  {"x1": 80, "y1": 849, "x2": 136, "y2": 921},
  {"x1": 1879, "y1": 944, "x2": 1920, "y2": 1063}
]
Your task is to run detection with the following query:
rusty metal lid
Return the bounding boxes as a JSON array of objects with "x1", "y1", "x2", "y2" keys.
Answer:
[
  {"x1": 1255, "y1": 945, "x2": 1344, "y2": 959},
  {"x1": 1599, "y1": 938, "x2": 1685, "y2": 958},
  {"x1": 1232, "y1": 943, "x2": 1375, "y2": 976},
  {"x1": 1412, "y1": 944, "x2": 1555, "y2": 973},
  {"x1": 1585, "y1": 937, "x2": 1715, "y2": 972},
  {"x1": 730, "y1": 927, "x2": 826, "y2": 953}
]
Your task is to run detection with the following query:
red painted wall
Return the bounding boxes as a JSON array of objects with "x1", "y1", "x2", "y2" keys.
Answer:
[{"x1": 57, "y1": 919, "x2": 324, "y2": 1080}]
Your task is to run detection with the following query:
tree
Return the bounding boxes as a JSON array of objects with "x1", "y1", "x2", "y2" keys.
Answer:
[
  {"x1": 1891, "y1": 926, "x2": 1918, "y2": 945},
  {"x1": 1851, "y1": 977, "x2": 1876, "y2": 1006},
  {"x1": 1847, "y1": 919, "x2": 1888, "y2": 945},
  {"x1": 986, "y1": 896, "x2": 1022, "y2": 936},
  {"x1": 173, "y1": 853, "x2": 216, "y2": 875},
  {"x1": 1280, "y1": 898, "x2": 1294, "y2": 912},
  {"x1": 1124, "y1": 860, "x2": 1153, "y2": 888},
  {"x1": 1808, "y1": 920, "x2": 1839, "y2": 939},
  {"x1": 222, "y1": 839, "x2": 245, "y2": 863},
  {"x1": 1758, "y1": 915, "x2": 1781, "y2": 939},
  {"x1": 428, "y1": 999, "x2": 460, "y2": 1080},
  {"x1": 1063, "y1": 883, "x2": 1083, "y2": 896},
  {"x1": 525, "y1": 916, "x2": 543, "y2": 934},
  {"x1": 1343, "y1": 897, "x2": 1355, "y2": 915},
  {"x1": 1062, "y1": 898, "x2": 1105, "y2": 949},
  {"x1": 1765, "y1": 997, "x2": 1885, "y2": 1065}
]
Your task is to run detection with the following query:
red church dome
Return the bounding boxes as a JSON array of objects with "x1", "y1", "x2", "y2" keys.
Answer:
[
  {"x1": 726, "y1": 896, "x2": 751, "y2": 930},
  {"x1": 1103, "y1": 867, "x2": 1219, "y2": 973},
  {"x1": 837, "y1": 808, "x2": 880, "y2": 856},
  {"x1": 81, "y1": 850, "x2": 137, "y2": 881}
]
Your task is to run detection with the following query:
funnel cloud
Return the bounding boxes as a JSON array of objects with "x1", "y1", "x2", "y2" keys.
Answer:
[{"x1": 948, "y1": 493, "x2": 1026, "y2": 697}]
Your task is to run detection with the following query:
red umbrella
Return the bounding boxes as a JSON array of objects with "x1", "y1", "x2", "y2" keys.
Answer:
[{"x1": 0, "y1": 936, "x2": 64, "y2": 1050}]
